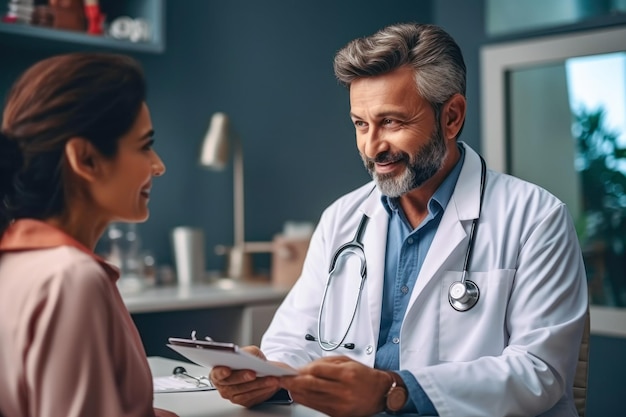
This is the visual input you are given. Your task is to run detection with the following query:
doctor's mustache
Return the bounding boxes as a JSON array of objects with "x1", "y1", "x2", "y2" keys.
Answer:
[{"x1": 362, "y1": 151, "x2": 409, "y2": 169}]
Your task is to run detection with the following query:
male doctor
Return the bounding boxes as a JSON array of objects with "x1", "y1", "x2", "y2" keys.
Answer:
[{"x1": 210, "y1": 22, "x2": 588, "y2": 417}]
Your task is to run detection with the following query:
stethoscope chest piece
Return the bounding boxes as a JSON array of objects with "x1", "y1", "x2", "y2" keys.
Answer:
[{"x1": 448, "y1": 280, "x2": 480, "y2": 312}]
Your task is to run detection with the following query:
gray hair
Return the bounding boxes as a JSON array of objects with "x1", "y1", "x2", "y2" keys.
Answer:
[{"x1": 333, "y1": 23, "x2": 466, "y2": 106}]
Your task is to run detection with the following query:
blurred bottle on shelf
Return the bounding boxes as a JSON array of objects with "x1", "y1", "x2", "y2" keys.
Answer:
[
  {"x1": 49, "y1": 0, "x2": 85, "y2": 31},
  {"x1": 102, "y1": 223, "x2": 146, "y2": 293},
  {"x1": 84, "y1": 0, "x2": 104, "y2": 35},
  {"x1": 4, "y1": 0, "x2": 35, "y2": 24}
]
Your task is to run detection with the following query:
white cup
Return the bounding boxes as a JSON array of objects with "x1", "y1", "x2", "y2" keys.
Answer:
[{"x1": 171, "y1": 227, "x2": 206, "y2": 286}]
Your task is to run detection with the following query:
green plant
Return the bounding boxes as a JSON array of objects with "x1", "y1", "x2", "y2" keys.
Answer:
[{"x1": 573, "y1": 107, "x2": 626, "y2": 306}]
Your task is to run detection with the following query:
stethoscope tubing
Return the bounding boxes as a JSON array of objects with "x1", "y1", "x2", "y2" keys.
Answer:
[
  {"x1": 316, "y1": 215, "x2": 369, "y2": 351},
  {"x1": 460, "y1": 156, "x2": 486, "y2": 282}
]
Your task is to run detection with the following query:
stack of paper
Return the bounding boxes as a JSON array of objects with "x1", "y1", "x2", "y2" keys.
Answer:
[{"x1": 153, "y1": 375, "x2": 215, "y2": 393}]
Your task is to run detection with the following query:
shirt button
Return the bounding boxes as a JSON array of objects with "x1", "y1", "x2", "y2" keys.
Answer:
[
  {"x1": 407, "y1": 237, "x2": 414, "y2": 244},
  {"x1": 366, "y1": 345, "x2": 374, "y2": 355},
  {"x1": 401, "y1": 285, "x2": 409, "y2": 294},
  {"x1": 392, "y1": 337, "x2": 400, "y2": 344}
]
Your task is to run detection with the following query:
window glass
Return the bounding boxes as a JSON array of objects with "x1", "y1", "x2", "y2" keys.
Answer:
[
  {"x1": 507, "y1": 52, "x2": 626, "y2": 307},
  {"x1": 486, "y1": 0, "x2": 626, "y2": 36}
]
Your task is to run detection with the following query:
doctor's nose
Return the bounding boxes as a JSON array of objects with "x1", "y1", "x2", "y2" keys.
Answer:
[{"x1": 360, "y1": 129, "x2": 389, "y2": 160}]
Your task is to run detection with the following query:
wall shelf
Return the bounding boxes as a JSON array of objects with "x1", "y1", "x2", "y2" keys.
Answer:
[{"x1": 0, "y1": 0, "x2": 165, "y2": 53}]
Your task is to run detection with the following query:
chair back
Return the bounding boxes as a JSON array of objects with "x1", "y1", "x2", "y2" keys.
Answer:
[{"x1": 574, "y1": 308, "x2": 590, "y2": 417}]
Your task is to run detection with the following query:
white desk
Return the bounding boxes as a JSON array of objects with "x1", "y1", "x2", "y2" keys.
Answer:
[
  {"x1": 123, "y1": 279, "x2": 289, "y2": 314},
  {"x1": 150, "y1": 356, "x2": 330, "y2": 417},
  {"x1": 123, "y1": 281, "x2": 290, "y2": 358}
]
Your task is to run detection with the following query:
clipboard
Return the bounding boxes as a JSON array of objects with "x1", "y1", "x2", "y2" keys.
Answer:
[{"x1": 167, "y1": 338, "x2": 297, "y2": 377}]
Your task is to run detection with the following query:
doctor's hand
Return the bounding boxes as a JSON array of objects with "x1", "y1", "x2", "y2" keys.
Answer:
[
  {"x1": 208, "y1": 345, "x2": 285, "y2": 408},
  {"x1": 279, "y1": 355, "x2": 391, "y2": 417}
]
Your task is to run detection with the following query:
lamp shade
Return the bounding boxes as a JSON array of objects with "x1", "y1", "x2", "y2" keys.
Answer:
[{"x1": 200, "y1": 112, "x2": 230, "y2": 170}]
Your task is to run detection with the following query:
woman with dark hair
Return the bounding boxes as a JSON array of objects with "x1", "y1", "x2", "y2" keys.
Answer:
[{"x1": 0, "y1": 53, "x2": 176, "y2": 417}]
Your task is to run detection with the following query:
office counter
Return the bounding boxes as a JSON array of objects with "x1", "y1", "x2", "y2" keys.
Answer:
[{"x1": 123, "y1": 280, "x2": 290, "y2": 358}]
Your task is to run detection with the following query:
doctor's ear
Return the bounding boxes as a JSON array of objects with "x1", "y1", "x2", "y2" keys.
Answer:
[
  {"x1": 64, "y1": 137, "x2": 103, "y2": 182},
  {"x1": 441, "y1": 94, "x2": 466, "y2": 140}
]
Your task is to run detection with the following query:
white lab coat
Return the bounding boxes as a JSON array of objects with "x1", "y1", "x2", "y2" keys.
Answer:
[{"x1": 261, "y1": 143, "x2": 588, "y2": 417}]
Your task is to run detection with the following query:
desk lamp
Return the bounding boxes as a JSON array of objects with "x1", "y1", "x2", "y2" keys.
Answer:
[{"x1": 199, "y1": 112, "x2": 251, "y2": 279}]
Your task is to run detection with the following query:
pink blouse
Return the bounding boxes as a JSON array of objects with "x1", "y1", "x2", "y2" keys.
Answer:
[{"x1": 0, "y1": 219, "x2": 177, "y2": 417}]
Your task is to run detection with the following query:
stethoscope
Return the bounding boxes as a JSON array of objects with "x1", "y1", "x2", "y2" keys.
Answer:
[
  {"x1": 448, "y1": 156, "x2": 486, "y2": 312},
  {"x1": 305, "y1": 156, "x2": 487, "y2": 351}
]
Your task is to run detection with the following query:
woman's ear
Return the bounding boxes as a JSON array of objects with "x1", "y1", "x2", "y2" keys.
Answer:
[
  {"x1": 442, "y1": 93, "x2": 466, "y2": 140},
  {"x1": 64, "y1": 137, "x2": 101, "y2": 182}
]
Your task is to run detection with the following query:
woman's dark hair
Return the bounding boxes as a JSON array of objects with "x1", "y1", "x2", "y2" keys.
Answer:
[{"x1": 0, "y1": 52, "x2": 146, "y2": 234}]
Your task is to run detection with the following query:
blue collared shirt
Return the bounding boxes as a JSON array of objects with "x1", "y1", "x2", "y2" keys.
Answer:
[{"x1": 374, "y1": 146, "x2": 465, "y2": 415}]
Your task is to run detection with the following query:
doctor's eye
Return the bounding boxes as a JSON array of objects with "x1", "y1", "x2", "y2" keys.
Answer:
[{"x1": 353, "y1": 120, "x2": 367, "y2": 129}]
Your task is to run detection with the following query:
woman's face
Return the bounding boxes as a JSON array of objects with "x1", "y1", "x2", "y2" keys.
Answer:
[{"x1": 91, "y1": 102, "x2": 165, "y2": 223}]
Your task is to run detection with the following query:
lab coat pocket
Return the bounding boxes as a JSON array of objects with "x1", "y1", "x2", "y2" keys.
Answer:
[{"x1": 438, "y1": 269, "x2": 515, "y2": 362}]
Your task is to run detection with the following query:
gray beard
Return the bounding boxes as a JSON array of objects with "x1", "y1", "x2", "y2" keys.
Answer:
[{"x1": 364, "y1": 127, "x2": 447, "y2": 198}]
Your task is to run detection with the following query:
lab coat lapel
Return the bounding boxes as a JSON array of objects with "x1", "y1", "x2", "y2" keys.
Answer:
[
  {"x1": 410, "y1": 202, "x2": 466, "y2": 302},
  {"x1": 359, "y1": 188, "x2": 388, "y2": 338},
  {"x1": 407, "y1": 143, "x2": 483, "y2": 308}
]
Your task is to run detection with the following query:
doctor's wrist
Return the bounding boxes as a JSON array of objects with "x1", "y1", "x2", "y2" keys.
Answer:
[{"x1": 381, "y1": 371, "x2": 409, "y2": 414}]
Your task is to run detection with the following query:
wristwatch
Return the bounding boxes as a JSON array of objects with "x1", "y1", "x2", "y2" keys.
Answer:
[{"x1": 384, "y1": 372, "x2": 408, "y2": 414}]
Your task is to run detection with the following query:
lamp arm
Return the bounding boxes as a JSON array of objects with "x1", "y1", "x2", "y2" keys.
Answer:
[{"x1": 233, "y1": 133, "x2": 245, "y2": 251}]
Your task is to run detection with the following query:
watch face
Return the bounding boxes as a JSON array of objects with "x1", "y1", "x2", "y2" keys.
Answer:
[{"x1": 386, "y1": 385, "x2": 408, "y2": 412}]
